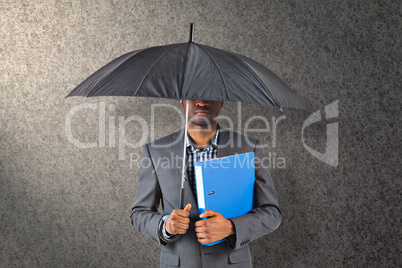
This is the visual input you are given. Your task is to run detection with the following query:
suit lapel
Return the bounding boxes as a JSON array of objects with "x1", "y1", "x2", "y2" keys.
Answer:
[
  {"x1": 171, "y1": 130, "x2": 198, "y2": 210},
  {"x1": 217, "y1": 128, "x2": 235, "y2": 157}
]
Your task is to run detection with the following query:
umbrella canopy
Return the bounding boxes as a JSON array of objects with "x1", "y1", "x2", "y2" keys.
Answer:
[{"x1": 66, "y1": 26, "x2": 309, "y2": 110}]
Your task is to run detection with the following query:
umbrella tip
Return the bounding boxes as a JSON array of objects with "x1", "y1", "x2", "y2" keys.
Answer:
[{"x1": 189, "y1": 23, "x2": 194, "y2": 43}]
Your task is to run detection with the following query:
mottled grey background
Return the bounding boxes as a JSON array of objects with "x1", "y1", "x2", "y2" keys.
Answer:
[{"x1": 1, "y1": 0, "x2": 400, "y2": 267}]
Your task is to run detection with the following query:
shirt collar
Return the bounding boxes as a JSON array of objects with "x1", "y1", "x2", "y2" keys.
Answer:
[{"x1": 186, "y1": 124, "x2": 220, "y2": 152}]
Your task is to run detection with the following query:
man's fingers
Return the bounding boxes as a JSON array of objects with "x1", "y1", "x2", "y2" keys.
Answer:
[
  {"x1": 172, "y1": 208, "x2": 190, "y2": 218},
  {"x1": 195, "y1": 226, "x2": 206, "y2": 234},
  {"x1": 195, "y1": 223, "x2": 205, "y2": 230},
  {"x1": 196, "y1": 230, "x2": 207, "y2": 238},
  {"x1": 174, "y1": 224, "x2": 189, "y2": 234},
  {"x1": 199, "y1": 210, "x2": 219, "y2": 218},
  {"x1": 197, "y1": 235, "x2": 211, "y2": 244},
  {"x1": 179, "y1": 222, "x2": 190, "y2": 229},
  {"x1": 171, "y1": 228, "x2": 187, "y2": 235},
  {"x1": 195, "y1": 220, "x2": 205, "y2": 228},
  {"x1": 166, "y1": 219, "x2": 189, "y2": 235},
  {"x1": 169, "y1": 214, "x2": 190, "y2": 224}
]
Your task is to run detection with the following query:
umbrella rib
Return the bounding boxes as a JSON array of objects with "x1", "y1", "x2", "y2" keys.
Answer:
[
  {"x1": 179, "y1": 43, "x2": 191, "y2": 98},
  {"x1": 196, "y1": 44, "x2": 231, "y2": 102},
  {"x1": 133, "y1": 44, "x2": 184, "y2": 97},
  {"x1": 233, "y1": 54, "x2": 280, "y2": 108},
  {"x1": 84, "y1": 50, "x2": 145, "y2": 97}
]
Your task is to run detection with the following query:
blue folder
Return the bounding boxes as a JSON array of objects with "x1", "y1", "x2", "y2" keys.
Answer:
[{"x1": 194, "y1": 152, "x2": 255, "y2": 246}]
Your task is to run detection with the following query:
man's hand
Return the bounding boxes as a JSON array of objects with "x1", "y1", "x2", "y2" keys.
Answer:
[
  {"x1": 165, "y1": 204, "x2": 191, "y2": 235},
  {"x1": 195, "y1": 210, "x2": 235, "y2": 244}
]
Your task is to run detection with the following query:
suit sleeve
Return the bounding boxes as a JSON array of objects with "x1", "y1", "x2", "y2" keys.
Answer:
[
  {"x1": 130, "y1": 144, "x2": 165, "y2": 245},
  {"x1": 229, "y1": 140, "x2": 281, "y2": 250}
]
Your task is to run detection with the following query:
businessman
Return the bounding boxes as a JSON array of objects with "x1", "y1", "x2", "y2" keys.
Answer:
[{"x1": 131, "y1": 99, "x2": 281, "y2": 267}]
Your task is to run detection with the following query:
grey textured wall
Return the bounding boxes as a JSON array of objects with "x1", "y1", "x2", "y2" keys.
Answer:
[{"x1": 1, "y1": 0, "x2": 400, "y2": 267}]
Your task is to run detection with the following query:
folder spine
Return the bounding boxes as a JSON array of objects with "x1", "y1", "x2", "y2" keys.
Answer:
[{"x1": 195, "y1": 165, "x2": 206, "y2": 214}]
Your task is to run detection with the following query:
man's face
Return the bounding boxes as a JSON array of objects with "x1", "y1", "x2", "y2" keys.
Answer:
[{"x1": 180, "y1": 100, "x2": 223, "y2": 127}]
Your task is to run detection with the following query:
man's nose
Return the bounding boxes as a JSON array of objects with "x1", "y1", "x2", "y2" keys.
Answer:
[{"x1": 195, "y1": 100, "x2": 209, "y2": 107}]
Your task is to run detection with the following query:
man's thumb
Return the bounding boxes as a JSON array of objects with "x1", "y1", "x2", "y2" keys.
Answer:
[
  {"x1": 199, "y1": 210, "x2": 218, "y2": 218},
  {"x1": 184, "y1": 204, "x2": 191, "y2": 212}
]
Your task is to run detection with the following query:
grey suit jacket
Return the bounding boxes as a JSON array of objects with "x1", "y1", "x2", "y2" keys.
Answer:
[{"x1": 131, "y1": 128, "x2": 281, "y2": 268}]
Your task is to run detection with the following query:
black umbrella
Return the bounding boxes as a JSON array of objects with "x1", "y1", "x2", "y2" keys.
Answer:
[
  {"x1": 66, "y1": 23, "x2": 310, "y2": 208},
  {"x1": 66, "y1": 24, "x2": 309, "y2": 110}
]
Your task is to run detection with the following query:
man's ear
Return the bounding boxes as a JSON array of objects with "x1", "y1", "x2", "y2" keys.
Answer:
[
  {"x1": 219, "y1": 102, "x2": 224, "y2": 110},
  {"x1": 179, "y1": 100, "x2": 183, "y2": 108},
  {"x1": 217, "y1": 102, "x2": 224, "y2": 114}
]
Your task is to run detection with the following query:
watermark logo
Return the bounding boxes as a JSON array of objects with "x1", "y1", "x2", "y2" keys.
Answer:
[
  {"x1": 64, "y1": 102, "x2": 286, "y2": 166},
  {"x1": 302, "y1": 100, "x2": 338, "y2": 167},
  {"x1": 64, "y1": 100, "x2": 339, "y2": 168}
]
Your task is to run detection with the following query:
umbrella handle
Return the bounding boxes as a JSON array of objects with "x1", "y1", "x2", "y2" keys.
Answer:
[{"x1": 180, "y1": 188, "x2": 185, "y2": 209}]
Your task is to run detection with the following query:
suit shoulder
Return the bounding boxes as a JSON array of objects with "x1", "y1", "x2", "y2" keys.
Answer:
[
  {"x1": 219, "y1": 128, "x2": 260, "y2": 147},
  {"x1": 146, "y1": 129, "x2": 183, "y2": 148}
]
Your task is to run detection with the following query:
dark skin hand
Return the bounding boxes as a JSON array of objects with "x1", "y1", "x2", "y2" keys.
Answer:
[
  {"x1": 195, "y1": 210, "x2": 235, "y2": 244},
  {"x1": 166, "y1": 204, "x2": 191, "y2": 235}
]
